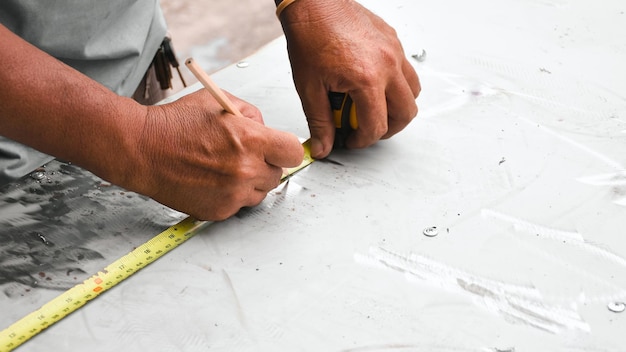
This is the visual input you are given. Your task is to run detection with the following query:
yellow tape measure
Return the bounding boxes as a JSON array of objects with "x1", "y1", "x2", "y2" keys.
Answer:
[
  {"x1": 0, "y1": 139, "x2": 314, "y2": 352},
  {"x1": 328, "y1": 92, "x2": 358, "y2": 148}
]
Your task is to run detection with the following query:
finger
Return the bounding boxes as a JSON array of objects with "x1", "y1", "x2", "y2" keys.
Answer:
[
  {"x1": 383, "y1": 74, "x2": 418, "y2": 139},
  {"x1": 402, "y1": 57, "x2": 421, "y2": 99},
  {"x1": 238, "y1": 104, "x2": 264, "y2": 125},
  {"x1": 215, "y1": 176, "x2": 277, "y2": 220},
  {"x1": 262, "y1": 127, "x2": 305, "y2": 167},
  {"x1": 246, "y1": 188, "x2": 271, "y2": 209},
  {"x1": 254, "y1": 164, "x2": 284, "y2": 192},
  {"x1": 301, "y1": 87, "x2": 336, "y2": 158},
  {"x1": 224, "y1": 91, "x2": 265, "y2": 124},
  {"x1": 345, "y1": 87, "x2": 388, "y2": 149},
  {"x1": 245, "y1": 169, "x2": 282, "y2": 209}
]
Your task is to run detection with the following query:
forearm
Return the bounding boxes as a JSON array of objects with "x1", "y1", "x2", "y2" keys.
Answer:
[{"x1": 0, "y1": 24, "x2": 147, "y2": 186}]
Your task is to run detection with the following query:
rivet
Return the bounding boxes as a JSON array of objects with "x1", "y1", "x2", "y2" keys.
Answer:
[
  {"x1": 423, "y1": 226, "x2": 438, "y2": 237},
  {"x1": 608, "y1": 302, "x2": 626, "y2": 313},
  {"x1": 30, "y1": 171, "x2": 46, "y2": 180}
]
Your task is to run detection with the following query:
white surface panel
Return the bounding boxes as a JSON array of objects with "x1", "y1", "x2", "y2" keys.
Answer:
[{"x1": 2, "y1": 0, "x2": 626, "y2": 351}]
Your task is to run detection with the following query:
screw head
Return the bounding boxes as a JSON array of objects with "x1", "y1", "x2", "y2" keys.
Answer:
[
  {"x1": 423, "y1": 226, "x2": 439, "y2": 237},
  {"x1": 608, "y1": 302, "x2": 626, "y2": 313}
]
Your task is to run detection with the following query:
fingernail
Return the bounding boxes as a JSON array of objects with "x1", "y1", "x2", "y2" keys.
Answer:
[{"x1": 311, "y1": 138, "x2": 324, "y2": 158}]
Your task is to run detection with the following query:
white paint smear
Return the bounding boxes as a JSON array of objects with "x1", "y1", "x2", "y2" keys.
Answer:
[
  {"x1": 576, "y1": 172, "x2": 626, "y2": 207},
  {"x1": 482, "y1": 208, "x2": 626, "y2": 303},
  {"x1": 513, "y1": 112, "x2": 625, "y2": 172},
  {"x1": 577, "y1": 172, "x2": 626, "y2": 186},
  {"x1": 482, "y1": 208, "x2": 626, "y2": 271},
  {"x1": 355, "y1": 246, "x2": 590, "y2": 334},
  {"x1": 481, "y1": 208, "x2": 584, "y2": 242}
]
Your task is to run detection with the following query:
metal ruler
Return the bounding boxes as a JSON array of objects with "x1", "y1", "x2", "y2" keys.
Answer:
[{"x1": 0, "y1": 139, "x2": 314, "y2": 352}]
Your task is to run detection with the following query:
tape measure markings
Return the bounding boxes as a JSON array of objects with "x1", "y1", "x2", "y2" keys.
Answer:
[
  {"x1": 1, "y1": 216, "x2": 208, "y2": 352},
  {"x1": 0, "y1": 139, "x2": 314, "y2": 352}
]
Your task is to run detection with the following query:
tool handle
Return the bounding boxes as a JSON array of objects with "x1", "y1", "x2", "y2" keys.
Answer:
[
  {"x1": 328, "y1": 92, "x2": 358, "y2": 130},
  {"x1": 329, "y1": 92, "x2": 358, "y2": 148}
]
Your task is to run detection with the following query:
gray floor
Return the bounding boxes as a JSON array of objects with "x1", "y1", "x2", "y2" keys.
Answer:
[{"x1": 160, "y1": 0, "x2": 283, "y2": 92}]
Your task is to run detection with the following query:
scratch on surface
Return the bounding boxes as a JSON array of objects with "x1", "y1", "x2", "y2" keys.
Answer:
[
  {"x1": 576, "y1": 172, "x2": 626, "y2": 206},
  {"x1": 577, "y1": 172, "x2": 626, "y2": 186},
  {"x1": 482, "y1": 208, "x2": 626, "y2": 304},
  {"x1": 80, "y1": 307, "x2": 99, "y2": 343},
  {"x1": 341, "y1": 343, "x2": 422, "y2": 352},
  {"x1": 481, "y1": 209, "x2": 584, "y2": 242},
  {"x1": 512, "y1": 110, "x2": 625, "y2": 172},
  {"x1": 221, "y1": 269, "x2": 254, "y2": 340},
  {"x1": 355, "y1": 246, "x2": 590, "y2": 334},
  {"x1": 340, "y1": 343, "x2": 485, "y2": 352},
  {"x1": 482, "y1": 208, "x2": 626, "y2": 270}
]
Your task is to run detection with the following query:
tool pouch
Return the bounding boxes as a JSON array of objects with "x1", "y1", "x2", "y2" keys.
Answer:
[{"x1": 152, "y1": 36, "x2": 187, "y2": 90}]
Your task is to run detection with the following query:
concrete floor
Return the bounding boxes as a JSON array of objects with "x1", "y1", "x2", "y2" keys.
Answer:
[{"x1": 160, "y1": 0, "x2": 284, "y2": 93}]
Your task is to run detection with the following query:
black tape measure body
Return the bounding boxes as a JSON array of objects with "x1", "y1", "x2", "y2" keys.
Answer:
[{"x1": 328, "y1": 92, "x2": 358, "y2": 148}]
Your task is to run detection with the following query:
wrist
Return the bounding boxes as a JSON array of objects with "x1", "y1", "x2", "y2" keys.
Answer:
[
  {"x1": 89, "y1": 98, "x2": 151, "y2": 194},
  {"x1": 276, "y1": 0, "x2": 345, "y2": 24},
  {"x1": 275, "y1": 0, "x2": 298, "y2": 19}
]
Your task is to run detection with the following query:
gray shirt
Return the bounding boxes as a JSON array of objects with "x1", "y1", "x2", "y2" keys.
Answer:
[{"x1": 0, "y1": 0, "x2": 167, "y2": 185}]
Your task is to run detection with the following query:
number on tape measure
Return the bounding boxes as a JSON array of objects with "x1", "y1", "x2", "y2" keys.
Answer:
[
  {"x1": 0, "y1": 217, "x2": 210, "y2": 352},
  {"x1": 0, "y1": 139, "x2": 314, "y2": 352}
]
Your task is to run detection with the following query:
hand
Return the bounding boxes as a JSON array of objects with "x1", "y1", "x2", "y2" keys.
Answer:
[
  {"x1": 0, "y1": 24, "x2": 302, "y2": 221},
  {"x1": 129, "y1": 89, "x2": 304, "y2": 221},
  {"x1": 279, "y1": 0, "x2": 421, "y2": 158}
]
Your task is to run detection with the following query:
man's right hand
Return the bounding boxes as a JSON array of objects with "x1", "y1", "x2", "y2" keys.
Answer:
[
  {"x1": 129, "y1": 89, "x2": 304, "y2": 221},
  {"x1": 0, "y1": 24, "x2": 303, "y2": 221}
]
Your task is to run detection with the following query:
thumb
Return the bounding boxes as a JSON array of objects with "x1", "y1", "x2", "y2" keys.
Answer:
[
  {"x1": 262, "y1": 127, "x2": 305, "y2": 168},
  {"x1": 301, "y1": 89, "x2": 336, "y2": 159}
]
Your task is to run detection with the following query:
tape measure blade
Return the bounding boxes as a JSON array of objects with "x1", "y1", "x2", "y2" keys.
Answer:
[
  {"x1": 1, "y1": 139, "x2": 311, "y2": 351},
  {"x1": 0, "y1": 217, "x2": 210, "y2": 352},
  {"x1": 0, "y1": 271, "x2": 107, "y2": 351},
  {"x1": 282, "y1": 139, "x2": 314, "y2": 181}
]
